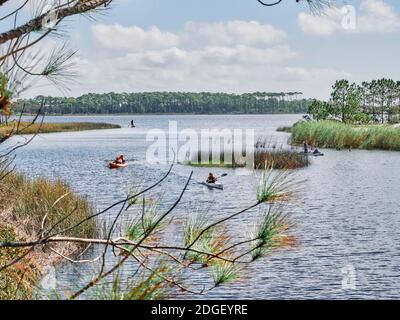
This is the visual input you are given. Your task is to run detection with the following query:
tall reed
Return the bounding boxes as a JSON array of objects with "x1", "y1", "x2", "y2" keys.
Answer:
[{"x1": 291, "y1": 120, "x2": 400, "y2": 150}]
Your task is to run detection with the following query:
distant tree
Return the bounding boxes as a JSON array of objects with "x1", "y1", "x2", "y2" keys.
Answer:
[
  {"x1": 330, "y1": 80, "x2": 360, "y2": 123},
  {"x1": 307, "y1": 99, "x2": 331, "y2": 121}
]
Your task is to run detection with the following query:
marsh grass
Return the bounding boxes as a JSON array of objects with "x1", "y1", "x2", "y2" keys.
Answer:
[
  {"x1": 291, "y1": 120, "x2": 400, "y2": 150},
  {"x1": 0, "y1": 173, "x2": 96, "y2": 240},
  {"x1": 0, "y1": 172, "x2": 96, "y2": 300},
  {"x1": 0, "y1": 121, "x2": 120, "y2": 138},
  {"x1": 185, "y1": 144, "x2": 309, "y2": 170}
]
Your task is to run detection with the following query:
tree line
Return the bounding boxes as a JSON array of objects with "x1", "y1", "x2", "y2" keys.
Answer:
[
  {"x1": 308, "y1": 79, "x2": 400, "y2": 124},
  {"x1": 13, "y1": 92, "x2": 309, "y2": 115}
]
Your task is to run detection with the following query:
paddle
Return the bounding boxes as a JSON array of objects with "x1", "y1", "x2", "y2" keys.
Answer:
[
  {"x1": 104, "y1": 158, "x2": 136, "y2": 162},
  {"x1": 199, "y1": 173, "x2": 228, "y2": 185},
  {"x1": 215, "y1": 173, "x2": 228, "y2": 180}
]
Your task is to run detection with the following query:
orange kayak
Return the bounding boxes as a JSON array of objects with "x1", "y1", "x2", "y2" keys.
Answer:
[{"x1": 108, "y1": 162, "x2": 128, "y2": 169}]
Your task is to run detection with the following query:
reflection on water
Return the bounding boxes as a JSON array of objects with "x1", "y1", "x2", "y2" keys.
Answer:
[{"x1": 8, "y1": 114, "x2": 400, "y2": 299}]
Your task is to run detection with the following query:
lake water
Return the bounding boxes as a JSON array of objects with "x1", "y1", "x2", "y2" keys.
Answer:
[{"x1": 6, "y1": 114, "x2": 400, "y2": 299}]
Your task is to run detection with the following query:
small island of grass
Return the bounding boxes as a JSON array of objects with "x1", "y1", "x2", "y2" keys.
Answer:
[
  {"x1": 0, "y1": 121, "x2": 121, "y2": 139},
  {"x1": 291, "y1": 120, "x2": 400, "y2": 151},
  {"x1": 184, "y1": 146, "x2": 309, "y2": 170},
  {"x1": 288, "y1": 78, "x2": 400, "y2": 151}
]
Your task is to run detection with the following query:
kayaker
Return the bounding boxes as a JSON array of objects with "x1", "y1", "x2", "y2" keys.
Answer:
[
  {"x1": 206, "y1": 172, "x2": 217, "y2": 184},
  {"x1": 130, "y1": 120, "x2": 135, "y2": 128},
  {"x1": 303, "y1": 140, "x2": 309, "y2": 153},
  {"x1": 114, "y1": 155, "x2": 126, "y2": 164}
]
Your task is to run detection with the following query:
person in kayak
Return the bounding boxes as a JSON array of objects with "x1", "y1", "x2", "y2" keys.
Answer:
[
  {"x1": 114, "y1": 155, "x2": 126, "y2": 164},
  {"x1": 303, "y1": 140, "x2": 309, "y2": 153},
  {"x1": 206, "y1": 172, "x2": 217, "y2": 184},
  {"x1": 130, "y1": 120, "x2": 135, "y2": 128}
]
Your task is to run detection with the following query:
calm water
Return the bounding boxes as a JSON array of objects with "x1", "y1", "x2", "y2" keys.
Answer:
[{"x1": 6, "y1": 114, "x2": 400, "y2": 299}]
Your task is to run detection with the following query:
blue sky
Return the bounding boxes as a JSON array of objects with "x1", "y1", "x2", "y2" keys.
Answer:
[{"x1": 13, "y1": 0, "x2": 400, "y2": 99}]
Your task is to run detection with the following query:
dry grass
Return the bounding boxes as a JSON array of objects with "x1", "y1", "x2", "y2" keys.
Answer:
[
  {"x1": 0, "y1": 172, "x2": 97, "y2": 300},
  {"x1": 0, "y1": 224, "x2": 40, "y2": 300},
  {"x1": 0, "y1": 121, "x2": 120, "y2": 139}
]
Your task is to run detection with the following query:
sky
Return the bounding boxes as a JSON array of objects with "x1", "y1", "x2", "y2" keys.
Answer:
[{"x1": 6, "y1": 0, "x2": 400, "y2": 99}]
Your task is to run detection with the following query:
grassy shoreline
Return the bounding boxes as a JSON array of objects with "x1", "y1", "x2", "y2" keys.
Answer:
[
  {"x1": 0, "y1": 173, "x2": 97, "y2": 300},
  {"x1": 0, "y1": 121, "x2": 121, "y2": 139},
  {"x1": 291, "y1": 120, "x2": 400, "y2": 151}
]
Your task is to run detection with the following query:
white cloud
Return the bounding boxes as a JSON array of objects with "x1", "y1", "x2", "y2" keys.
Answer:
[
  {"x1": 25, "y1": 20, "x2": 346, "y2": 99},
  {"x1": 84, "y1": 20, "x2": 297, "y2": 93},
  {"x1": 298, "y1": 0, "x2": 400, "y2": 36},
  {"x1": 277, "y1": 67, "x2": 350, "y2": 82},
  {"x1": 182, "y1": 20, "x2": 287, "y2": 46},
  {"x1": 358, "y1": 0, "x2": 400, "y2": 32},
  {"x1": 92, "y1": 24, "x2": 179, "y2": 51},
  {"x1": 298, "y1": 8, "x2": 344, "y2": 36}
]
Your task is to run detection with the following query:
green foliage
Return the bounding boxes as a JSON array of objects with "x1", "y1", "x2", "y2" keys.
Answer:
[
  {"x1": 126, "y1": 199, "x2": 166, "y2": 241},
  {"x1": 331, "y1": 80, "x2": 361, "y2": 123},
  {"x1": 14, "y1": 92, "x2": 310, "y2": 115},
  {"x1": 256, "y1": 166, "x2": 297, "y2": 203},
  {"x1": 183, "y1": 213, "x2": 224, "y2": 263},
  {"x1": 211, "y1": 262, "x2": 240, "y2": 287},
  {"x1": 314, "y1": 78, "x2": 400, "y2": 125},
  {"x1": 307, "y1": 99, "x2": 331, "y2": 121},
  {"x1": 93, "y1": 265, "x2": 172, "y2": 300},
  {"x1": 0, "y1": 73, "x2": 12, "y2": 100},
  {"x1": 248, "y1": 206, "x2": 291, "y2": 261},
  {"x1": 0, "y1": 73, "x2": 13, "y2": 116}
]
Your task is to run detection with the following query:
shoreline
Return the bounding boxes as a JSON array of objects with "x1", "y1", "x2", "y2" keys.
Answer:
[
  {"x1": 0, "y1": 173, "x2": 97, "y2": 299},
  {"x1": 0, "y1": 121, "x2": 121, "y2": 139},
  {"x1": 16, "y1": 112, "x2": 305, "y2": 117}
]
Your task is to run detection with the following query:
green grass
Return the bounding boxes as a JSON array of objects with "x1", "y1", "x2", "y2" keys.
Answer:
[
  {"x1": 0, "y1": 121, "x2": 120, "y2": 139},
  {"x1": 1, "y1": 173, "x2": 97, "y2": 240},
  {"x1": 291, "y1": 120, "x2": 400, "y2": 150},
  {"x1": 0, "y1": 172, "x2": 97, "y2": 300}
]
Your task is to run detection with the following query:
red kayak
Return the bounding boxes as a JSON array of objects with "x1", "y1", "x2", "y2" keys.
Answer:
[{"x1": 108, "y1": 162, "x2": 128, "y2": 169}]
